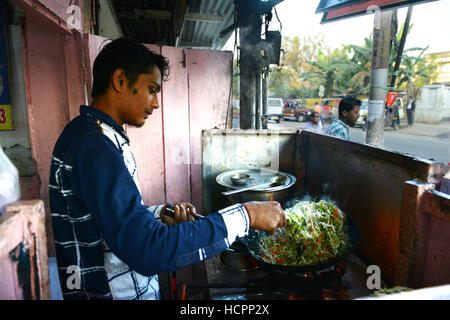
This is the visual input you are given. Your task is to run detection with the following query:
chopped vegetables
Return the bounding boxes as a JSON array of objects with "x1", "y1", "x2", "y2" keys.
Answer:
[{"x1": 257, "y1": 200, "x2": 349, "y2": 266}]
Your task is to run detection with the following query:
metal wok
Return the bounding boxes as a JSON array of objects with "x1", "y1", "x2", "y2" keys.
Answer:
[{"x1": 241, "y1": 215, "x2": 361, "y2": 273}]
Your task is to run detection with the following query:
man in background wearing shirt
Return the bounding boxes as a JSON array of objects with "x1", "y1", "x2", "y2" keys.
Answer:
[
  {"x1": 303, "y1": 111, "x2": 324, "y2": 133},
  {"x1": 406, "y1": 96, "x2": 416, "y2": 125},
  {"x1": 325, "y1": 96, "x2": 361, "y2": 140}
]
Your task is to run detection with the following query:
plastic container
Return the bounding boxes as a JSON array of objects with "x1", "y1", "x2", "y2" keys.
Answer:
[{"x1": 0, "y1": 145, "x2": 20, "y2": 215}]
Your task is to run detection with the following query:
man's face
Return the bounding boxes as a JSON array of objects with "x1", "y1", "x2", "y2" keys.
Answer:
[
  {"x1": 119, "y1": 67, "x2": 161, "y2": 128},
  {"x1": 344, "y1": 105, "x2": 360, "y2": 127},
  {"x1": 311, "y1": 113, "x2": 320, "y2": 125}
]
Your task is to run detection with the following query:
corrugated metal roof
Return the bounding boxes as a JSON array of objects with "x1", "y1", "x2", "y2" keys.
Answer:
[{"x1": 110, "y1": 0, "x2": 236, "y2": 50}]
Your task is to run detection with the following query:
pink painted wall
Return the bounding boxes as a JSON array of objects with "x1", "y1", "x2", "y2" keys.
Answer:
[
  {"x1": 37, "y1": 0, "x2": 72, "y2": 22},
  {"x1": 126, "y1": 45, "x2": 166, "y2": 206},
  {"x1": 86, "y1": 34, "x2": 110, "y2": 100},
  {"x1": 22, "y1": 10, "x2": 71, "y2": 211},
  {"x1": 186, "y1": 49, "x2": 233, "y2": 211},
  {"x1": 8, "y1": 0, "x2": 79, "y2": 34},
  {"x1": 64, "y1": 33, "x2": 86, "y2": 120},
  {"x1": 160, "y1": 46, "x2": 191, "y2": 205},
  {"x1": 18, "y1": 6, "x2": 87, "y2": 254}
]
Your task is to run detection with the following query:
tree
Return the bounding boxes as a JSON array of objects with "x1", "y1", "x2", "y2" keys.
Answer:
[
  {"x1": 267, "y1": 35, "x2": 326, "y2": 98},
  {"x1": 342, "y1": 36, "x2": 373, "y2": 97},
  {"x1": 397, "y1": 46, "x2": 440, "y2": 98},
  {"x1": 301, "y1": 48, "x2": 351, "y2": 98}
]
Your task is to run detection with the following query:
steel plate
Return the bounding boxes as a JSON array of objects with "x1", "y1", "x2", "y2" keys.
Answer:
[{"x1": 216, "y1": 168, "x2": 296, "y2": 192}]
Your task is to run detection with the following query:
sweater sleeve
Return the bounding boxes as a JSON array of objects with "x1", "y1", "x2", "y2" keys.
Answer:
[{"x1": 74, "y1": 134, "x2": 248, "y2": 276}]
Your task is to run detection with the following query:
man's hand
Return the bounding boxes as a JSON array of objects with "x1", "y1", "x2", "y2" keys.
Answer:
[
  {"x1": 242, "y1": 201, "x2": 286, "y2": 234},
  {"x1": 161, "y1": 202, "x2": 198, "y2": 225}
]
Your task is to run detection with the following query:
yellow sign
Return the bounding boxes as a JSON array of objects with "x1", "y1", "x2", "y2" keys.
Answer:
[
  {"x1": 304, "y1": 99, "x2": 322, "y2": 109},
  {"x1": 0, "y1": 105, "x2": 13, "y2": 130}
]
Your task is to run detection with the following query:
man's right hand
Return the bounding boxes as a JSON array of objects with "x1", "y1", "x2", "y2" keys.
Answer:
[{"x1": 242, "y1": 201, "x2": 286, "y2": 234}]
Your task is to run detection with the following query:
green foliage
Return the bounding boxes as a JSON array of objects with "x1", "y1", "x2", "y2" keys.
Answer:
[
  {"x1": 342, "y1": 36, "x2": 373, "y2": 97},
  {"x1": 267, "y1": 34, "x2": 327, "y2": 98}
]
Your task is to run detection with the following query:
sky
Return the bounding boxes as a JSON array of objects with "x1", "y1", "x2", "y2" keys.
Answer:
[{"x1": 225, "y1": 0, "x2": 450, "y2": 54}]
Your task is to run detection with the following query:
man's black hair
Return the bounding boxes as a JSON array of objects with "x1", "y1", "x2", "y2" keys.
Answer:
[
  {"x1": 339, "y1": 96, "x2": 361, "y2": 117},
  {"x1": 91, "y1": 37, "x2": 170, "y2": 98}
]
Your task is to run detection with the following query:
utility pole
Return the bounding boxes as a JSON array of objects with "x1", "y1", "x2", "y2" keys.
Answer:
[
  {"x1": 237, "y1": 0, "x2": 261, "y2": 129},
  {"x1": 366, "y1": 9, "x2": 393, "y2": 147}
]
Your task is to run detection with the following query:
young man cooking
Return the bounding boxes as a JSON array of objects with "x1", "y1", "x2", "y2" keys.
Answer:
[
  {"x1": 49, "y1": 38, "x2": 286, "y2": 300},
  {"x1": 325, "y1": 96, "x2": 361, "y2": 140}
]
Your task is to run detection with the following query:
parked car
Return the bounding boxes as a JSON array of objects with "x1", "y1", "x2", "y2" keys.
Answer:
[
  {"x1": 267, "y1": 98, "x2": 284, "y2": 123},
  {"x1": 283, "y1": 104, "x2": 312, "y2": 122}
]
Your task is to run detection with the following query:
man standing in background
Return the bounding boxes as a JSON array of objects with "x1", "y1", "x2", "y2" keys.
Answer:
[
  {"x1": 406, "y1": 96, "x2": 416, "y2": 125},
  {"x1": 304, "y1": 111, "x2": 324, "y2": 133}
]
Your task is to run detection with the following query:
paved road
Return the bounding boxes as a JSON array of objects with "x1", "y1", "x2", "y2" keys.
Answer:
[
  {"x1": 237, "y1": 118, "x2": 450, "y2": 164},
  {"x1": 349, "y1": 128, "x2": 449, "y2": 163}
]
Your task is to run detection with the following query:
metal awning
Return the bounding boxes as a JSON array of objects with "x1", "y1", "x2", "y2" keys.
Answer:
[{"x1": 110, "y1": 0, "x2": 235, "y2": 50}]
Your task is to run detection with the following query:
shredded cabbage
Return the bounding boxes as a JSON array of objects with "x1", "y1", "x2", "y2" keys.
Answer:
[{"x1": 258, "y1": 200, "x2": 348, "y2": 266}]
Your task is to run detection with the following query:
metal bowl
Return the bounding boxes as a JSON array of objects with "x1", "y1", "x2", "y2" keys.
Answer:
[
  {"x1": 216, "y1": 169, "x2": 296, "y2": 205},
  {"x1": 230, "y1": 173, "x2": 250, "y2": 185},
  {"x1": 219, "y1": 248, "x2": 258, "y2": 271},
  {"x1": 226, "y1": 187, "x2": 294, "y2": 204}
]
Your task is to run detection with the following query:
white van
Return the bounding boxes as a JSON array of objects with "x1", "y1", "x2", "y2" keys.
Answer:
[{"x1": 267, "y1": 98, "x2": 284, "y2": 123}]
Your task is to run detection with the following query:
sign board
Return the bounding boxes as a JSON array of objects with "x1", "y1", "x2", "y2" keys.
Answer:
[
  {"x1": 386, "y1": 91, "x2": 397, "y2": 107},
  {"x1": 317, "y1": 0, "x2": 438, "y2": 23},
  {"x1": 367, "y1": 100, "x2": 385, "y2": 122},
  {"x1": 0, "y1": 0, "x2": 13, "y2": 130},
  {"x1": 318, "y1": 85, "x2": 325, "y2": 97},
  {"x1": 0, "y1": 105, "x2": 12, "y2": 129},
  {"x1": 316, "y1": 0, "x2": 366, "y2": 13}
]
